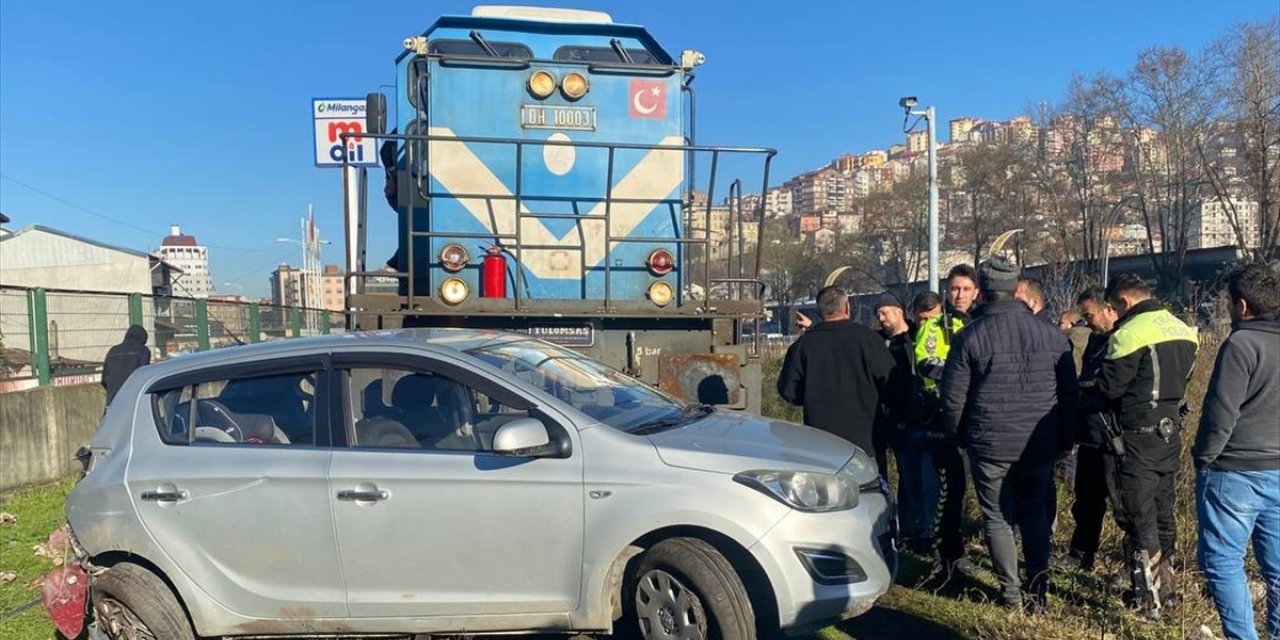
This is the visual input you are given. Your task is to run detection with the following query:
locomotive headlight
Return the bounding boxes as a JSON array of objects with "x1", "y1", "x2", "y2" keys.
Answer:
[
  {"x1": 528, "y1": 70, "x2": 556, "y2": 99},
  {"x1": 561, "y1": 72, "x2": 589, "y2": 100},
  {"x1": 439, "y1": 277, "x2": 470, "y2": 305},
  {"x1": 439, "y1": 243, "x2": 470, "y2": 272},
  {"x1": 647, "y1": 281, "x2": 675, "y2": 307}
]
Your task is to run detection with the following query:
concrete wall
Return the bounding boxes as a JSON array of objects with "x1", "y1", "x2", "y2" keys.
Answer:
[{"x1": 0, "y1": 383, "x2": 103, "y2": 492}]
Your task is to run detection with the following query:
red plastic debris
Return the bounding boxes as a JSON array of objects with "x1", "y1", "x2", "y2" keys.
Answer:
[{"x1": 42, "y1": 563, "x2": 88, "y2": 638}]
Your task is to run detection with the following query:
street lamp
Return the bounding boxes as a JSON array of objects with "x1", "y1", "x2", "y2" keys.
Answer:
[
  {"x1": 1100, "y1": 193, "x2": 1142, "y2": 285},
  {"x1": 900, "y1": 96, "x2": 939, "y2": 293}
]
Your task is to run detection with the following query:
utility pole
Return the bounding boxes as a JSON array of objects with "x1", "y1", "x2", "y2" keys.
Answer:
[{"x1": 901, "y1": 97, "x2": 940, "y2": 293}]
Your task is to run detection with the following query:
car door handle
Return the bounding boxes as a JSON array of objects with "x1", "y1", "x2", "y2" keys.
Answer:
[
  {"x1": 140, "y1": 489, "x2": 188, "y2": 502},
  {"x1": 337, "y1": 489, "x2": 389, "y2": 502}
]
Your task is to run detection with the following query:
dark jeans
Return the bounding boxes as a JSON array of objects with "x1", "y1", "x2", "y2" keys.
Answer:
[
  {"x1": 895, "y1": 427, "x2": 938, "y2": 541},
  {"x1": 929, "y1": 438, "x2": 967, "y2": 564},
  {"x1": 969, "y1": 454, "x2": 1054, "y2": 603},
  {"x1": 1105, "y1": 431, "x2": 1181, "y2": 561},
  {"x1": 1068, "y1": 445, "x2": 1110, "y2": 558}
]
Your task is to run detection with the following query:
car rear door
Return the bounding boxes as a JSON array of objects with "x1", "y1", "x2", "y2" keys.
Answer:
[
  {"x1": 327, "y1": 350, "x2": 585, "y2": 620},
  {"x1": 128, "y1": 355, "x2": 348, "y2": 619}
]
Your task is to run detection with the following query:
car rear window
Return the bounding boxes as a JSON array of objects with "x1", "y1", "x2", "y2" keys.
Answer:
[{"x1": 150, "y1": 370, "x2": 321, "y2": 447}]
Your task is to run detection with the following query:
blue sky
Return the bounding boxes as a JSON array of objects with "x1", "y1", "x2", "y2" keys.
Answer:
[{"x1": 1, "y1": 0, "x2": 1274, "y2": 296}]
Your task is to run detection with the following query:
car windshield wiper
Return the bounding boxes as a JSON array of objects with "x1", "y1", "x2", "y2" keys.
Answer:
[{"x1": 628, "y1": 404, "x2": 714, "y2": 435}]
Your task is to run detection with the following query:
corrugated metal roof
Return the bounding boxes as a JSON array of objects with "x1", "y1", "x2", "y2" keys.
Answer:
[{"x1": 0, "y1": 225, "x2": 181, "y2": 272}]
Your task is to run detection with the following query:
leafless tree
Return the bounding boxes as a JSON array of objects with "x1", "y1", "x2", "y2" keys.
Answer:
[
  {"x1": 1113, "y1": 44, "x2": 1220, "y2": 297},
  {"x1": 1051, "y1": 74, "x2": 1131, "y2": 266},
  {"x1": 856, "y1": 173, "x2": 929, "y2": 289},
  {"x1": 953, "y1": 141, "x2": 1026, "y2": 265},
  {"x1": 1202, "y1": 17, "x2": 1280, "y2": 261}
]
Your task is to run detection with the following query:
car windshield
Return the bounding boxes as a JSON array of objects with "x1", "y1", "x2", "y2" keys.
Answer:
[{"x1": 464, "y1": 339, "x2": 709, "y2": 433}]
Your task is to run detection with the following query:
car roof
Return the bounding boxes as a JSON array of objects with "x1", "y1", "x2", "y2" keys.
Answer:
[{"x1": 143, "y1": 328, "x2": 543, "y2": 375}]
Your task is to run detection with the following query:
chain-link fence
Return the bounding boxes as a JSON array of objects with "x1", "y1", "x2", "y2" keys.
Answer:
[{"x1": 0, "y1": 285, "x2": 340, "y2": 391}]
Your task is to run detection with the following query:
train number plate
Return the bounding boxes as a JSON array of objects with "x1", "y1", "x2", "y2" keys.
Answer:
[
  {"x1": 520, "y1": 105, "x2": 596, "y2": 131},
  {"x1": 524, "y1": 324, "x2": 595, "y2": 347}
]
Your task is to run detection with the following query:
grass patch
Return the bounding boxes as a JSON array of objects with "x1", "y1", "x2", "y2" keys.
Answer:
[{"x1": 0, "y1": 480, "x2": 73, "y2": 640}]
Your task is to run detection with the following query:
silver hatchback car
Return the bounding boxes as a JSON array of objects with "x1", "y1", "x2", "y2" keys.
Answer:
[{"x1": 48, "y1": 329, "x2": 895, "y2": 639}]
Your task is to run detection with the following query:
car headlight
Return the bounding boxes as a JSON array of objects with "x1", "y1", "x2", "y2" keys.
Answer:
[{"x1": 734, "y1": 469, "x2": 859, "y2": 512}]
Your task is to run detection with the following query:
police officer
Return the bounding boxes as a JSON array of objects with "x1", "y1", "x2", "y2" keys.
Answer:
[
  {"x1": 914, "y1": 264, "x2": 980, "y2": 581},
  {"x1": 1086, "y1": 274, "x2": 1198, "y2": 618}
]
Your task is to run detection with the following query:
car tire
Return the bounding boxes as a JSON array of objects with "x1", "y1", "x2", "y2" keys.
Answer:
[
  {"x1": 91, "y1": 562, "x2": 194, "y2": 640},
  {"x1": 625, "y1": 537, "x2": 755, "y2": 640}
]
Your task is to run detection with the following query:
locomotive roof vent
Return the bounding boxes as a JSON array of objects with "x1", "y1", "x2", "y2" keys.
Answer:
[{"x1": 470, "y1": 5, "x2": 614, "y2": 24}]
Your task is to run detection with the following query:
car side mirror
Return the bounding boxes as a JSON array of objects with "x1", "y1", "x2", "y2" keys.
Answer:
[{"x1": 491, "y1": 418, "x2": 555, "y2": 457}]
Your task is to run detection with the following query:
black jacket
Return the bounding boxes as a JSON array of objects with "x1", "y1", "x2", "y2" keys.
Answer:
[
  {"x1": 938, "y1": 299, "x2": 1079, "y2": 463},
  {"x1": 1075, "y1": 331, "x2": 1111, "y2": 447},
  {"x1": 1193, "y1": 317, "x2": 1280, "y2": 471},
  {"x1": 778, "y1": 319, "x2": 895, "y2": 454},
  {"x1": 1091, "y1": 299, "x2": 1198, "y2": 428},
  {"x1": 881, "y1": 330, "x2": 917, "y2": 426},
  {"x1": 102, "y1": 325, "x2": 151, "y2": 405}
]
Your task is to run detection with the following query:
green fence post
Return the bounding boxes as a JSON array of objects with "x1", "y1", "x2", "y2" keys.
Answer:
[
  {"x1": 195, "y1": 300, "x2": 211, "y2": 351},
  {"x1": 28, "y1": 288, "x2": 51, "y2": 386},
  {"x1": 128, "y1": 293, "x2": 143, "y2": 327},
  {"x1": 320, "y1": 311, "x2": 331, "y2": 335},
  {"x1": 290, "y1": 307, "x2": 302, "y2": 338},
  {"x1": 248, "y1": 304, "x2": 261, "y2": 343}
]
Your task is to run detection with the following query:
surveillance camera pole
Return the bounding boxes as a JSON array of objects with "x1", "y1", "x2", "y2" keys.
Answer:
[{"x1": 904, "y1": 103, "x2": 940, "y2": 293}]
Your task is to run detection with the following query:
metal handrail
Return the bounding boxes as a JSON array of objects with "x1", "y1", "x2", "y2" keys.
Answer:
[{"x1": 341, "y1": 131, "x2": 776, "y2": 313}]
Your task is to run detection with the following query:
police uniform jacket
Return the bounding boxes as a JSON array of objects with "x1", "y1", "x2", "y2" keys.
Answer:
[
  {"x1": 1092, "y1": 299, "x2": 1199, "y2": 429},
  {"x1": 913, "y1": 309, "x2": 968, "y2": 392}
]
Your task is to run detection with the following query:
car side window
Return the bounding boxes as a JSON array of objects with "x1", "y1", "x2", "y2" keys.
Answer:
[
  {"x1": 154, "y1": 386, "x2": 193, "y2": 445},
  {"x1": 345, "y1": 367, "x2": 538, "y2": 453},
  {"x1": 150, "y1": 370, "x2": 321, "y2": 446}
]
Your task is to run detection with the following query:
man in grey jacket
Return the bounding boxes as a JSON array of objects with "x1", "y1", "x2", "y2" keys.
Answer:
[{"x1": 1193, "y1": 263, "x2": 1280, "y2": 640}]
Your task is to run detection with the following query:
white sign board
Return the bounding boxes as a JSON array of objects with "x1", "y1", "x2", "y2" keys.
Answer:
[{"x1": 312, "y1": 98, "x2": 379, "y2": 168}]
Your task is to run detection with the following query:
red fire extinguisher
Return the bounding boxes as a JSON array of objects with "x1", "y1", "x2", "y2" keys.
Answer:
[{"x1": 481, "y1": 245, "x2": 507, "y2": 298}]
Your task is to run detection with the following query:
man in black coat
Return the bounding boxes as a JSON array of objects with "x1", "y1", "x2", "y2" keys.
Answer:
[
  {"x1": 1061, "y1": 286, "x2": 1120, "y2": 572},
  {"x1": 939, "y1": 258, "x2": 1078, "y2": 611},
  {"x1": 102, "y1": 325, "x2": 151, "y2": 406},
  {"x1": 778, "y1": 286, "x2": 895, "y2": 459}
]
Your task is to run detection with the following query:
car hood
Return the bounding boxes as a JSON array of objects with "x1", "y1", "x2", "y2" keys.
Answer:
[{"x1": 647, "y1": 411, "x2": 858, "y2": 475}]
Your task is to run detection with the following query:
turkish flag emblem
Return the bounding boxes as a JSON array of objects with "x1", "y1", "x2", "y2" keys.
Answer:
[{"x1": 629, "y1": 80, "x2": 667, "y2": 119}]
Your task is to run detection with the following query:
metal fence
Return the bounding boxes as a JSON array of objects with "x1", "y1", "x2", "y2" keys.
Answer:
[{"x1": 0, "y1": 285, "x2": 338, "y2": 390}]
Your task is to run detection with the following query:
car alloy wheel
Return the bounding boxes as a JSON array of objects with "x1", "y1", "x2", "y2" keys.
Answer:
[
  {"x1": 635, "y1": 568, "x2": 708, "y2": 640},
  {"x1": 95, "y1": 597, "x2": 158, "y2": 640}
]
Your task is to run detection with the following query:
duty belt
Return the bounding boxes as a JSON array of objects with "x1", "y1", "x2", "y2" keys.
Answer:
[{"x1": 1124, "y1": 417, "x2": 1181, "y2": 440}]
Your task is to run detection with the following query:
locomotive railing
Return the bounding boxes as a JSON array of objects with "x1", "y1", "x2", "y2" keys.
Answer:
[{"x1": 341, "y1": 131, "x2": 775, "y2": 315}]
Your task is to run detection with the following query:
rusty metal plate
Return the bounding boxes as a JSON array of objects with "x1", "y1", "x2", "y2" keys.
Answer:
[{"x1": 657, "y1": 353, "x2": 743, "y2": 407}]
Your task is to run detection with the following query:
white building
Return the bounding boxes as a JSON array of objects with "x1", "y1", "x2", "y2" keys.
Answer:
[
  {"x1": 851, "y1": 170, "x2": 871, "y2": 199},
  {"x1": 0, "y1": 225, "x2": 176, "y2": 372},
  {"x1": 1188, "y1": 199, "x2": 1261, "y2": 250},
  {"x1": 764, "y1": 187, "x2": 793, "y2": 218},
  {"x1": 155, "y1": 224, "x2": 213, "y2": 298},
  {"x1": 271, "y1": 264, "x2": 307, "y2": 308}
]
